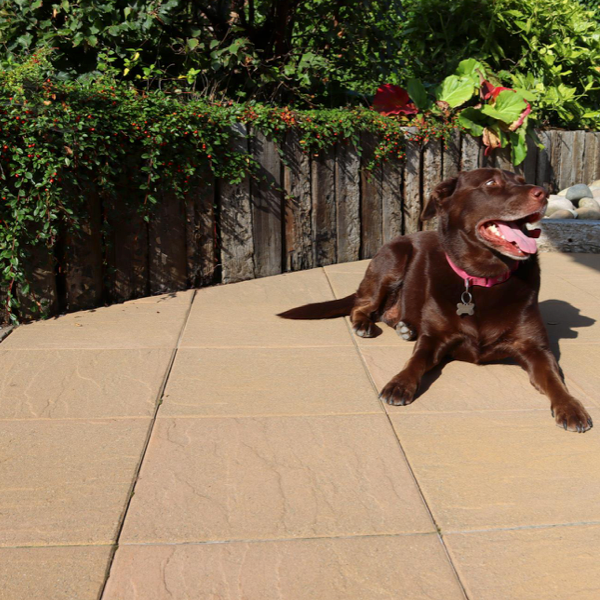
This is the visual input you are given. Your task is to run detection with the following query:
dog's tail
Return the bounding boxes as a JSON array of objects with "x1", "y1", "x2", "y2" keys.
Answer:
[{"x1": 277, "y1": 294, "x2": 356, "y2": 320}]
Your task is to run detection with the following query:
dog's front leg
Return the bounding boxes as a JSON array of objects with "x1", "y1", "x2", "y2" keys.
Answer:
[
  {"x1": 514, "y1": 344, "x2": 593, "y2": 433},
  {"x1": 379, "y1": 335, "x2": 445, "y2": 406}
]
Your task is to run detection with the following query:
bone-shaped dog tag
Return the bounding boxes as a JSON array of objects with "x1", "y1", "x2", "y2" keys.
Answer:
[
  {"x1": 456, "y1": 301, "x2": 475, "y2": 316},
  {"x1": 456, "y1": 288, "x2": 475, "y2": 316}
]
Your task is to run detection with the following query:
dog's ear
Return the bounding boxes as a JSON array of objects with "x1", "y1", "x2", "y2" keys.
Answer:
[{"x1": 420, "y1": 176, "x2": 458, "y2": 221}]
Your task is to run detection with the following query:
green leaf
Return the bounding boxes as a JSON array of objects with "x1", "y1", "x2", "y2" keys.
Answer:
[
  {"x1": 436, "y1": 75, "x2": 476, "y2": 108},
  {"x1": 407, "y1": 78, "x2": 432, "y2": 111},
  {"x1": 187, "y1": 38, "x2": 199, "y2": 50},
  {"x1": 454, "y1": 58, "x2": 485, "y2": 82},
  {"x1": 457, "y1": 108, "x2": 487, "y2": 136},
  {"x1": 510, "y1": 129, "x2": 528, "y2": 166},
  {"x1": 481, "y1": 90, "x2": 527, "y2": 123}
]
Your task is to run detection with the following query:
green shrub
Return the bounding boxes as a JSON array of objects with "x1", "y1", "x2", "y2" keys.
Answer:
[
  {"x1": 399, "y1": 0, "x2": 600, "y2": 128},
  {"x1": 2, "y1": 52, "x2": 447, "y2": 322}
]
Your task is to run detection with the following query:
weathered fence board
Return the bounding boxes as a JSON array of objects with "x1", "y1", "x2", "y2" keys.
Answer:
[
  {"x1": 63, "y1": 190, "x2": 103, "y2": 311},
  {"x1": 521, "y1": 136, "x2": 538, "y2": 184},
  {"x1": 443, "y1": 129, "x2": 461, "y2": 180},
  {"x1": 220, "y1": 123, "x2": 255, "y2": 283},
  {"x1": 571, "y1": 130, "x2": 587, "y2": 187},
  {"x1": 105, "y1": 196, "x2": 149, "y2": 302},
  {"x1": 382, "y1": 159, "x2": 403, "y2": 243},
  {"x1": 185, "y1": 173, "x2": 216, "y2": 288},
  {"x1": 312, "y1": 147, "x2": 337, "y2": 266},
  {"x1": 461, "y1": 133, "x2": 481, "y2": 171},
  {"x1": 335, "y1": 142, "x2": 361, "y2": 262},
  {"x1": 580, "y1": 132, "x2": 600, "y2": 185},
  {"x1": 251, "y1": 131, "x2": 283, "y2": 278},
  {"x1": 548, "y1": 130, "x2": 562, "y2": 191},
  {"x1": 403, "y1": 128, "x2": 421, "y2": 234},
  {"x1": 283, "y1": 131, "x2": 313, "y2": 271},
  {"x1": 149, "y1": 190, "x2": 187, "y2": 295},
  {"x1": 422, "y1": 139, "x2": 443, "y2": 231},
  {"x1": 558, "y1": 130, "x2": 575, "y2": 191},
  {"x1": 360, "y1": 133, "x2": 383, "y2": 258},
  {"x1": 536, "y1": 130, "x2": 553, "y2": 189},
  {"x1": 18, "y1": 241, "x2": 58, "y2": 319},
  {"x1": 10, "y1": 127, "x2": 600, "y2": 323}
]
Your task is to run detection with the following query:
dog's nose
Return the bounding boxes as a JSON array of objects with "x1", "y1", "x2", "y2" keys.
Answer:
[{"x1": 530, "y1": 186, "x2": 546, "y2": 200}]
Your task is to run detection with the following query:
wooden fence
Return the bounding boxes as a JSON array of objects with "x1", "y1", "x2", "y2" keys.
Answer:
[{"x1": 10, "y1": 127, "x2": 600, "y2": 320}]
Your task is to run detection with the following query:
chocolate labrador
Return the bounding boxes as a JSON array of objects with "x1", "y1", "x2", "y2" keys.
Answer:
[{"x1": 279, "y1": 168, "x2": 593, "y2": 433}]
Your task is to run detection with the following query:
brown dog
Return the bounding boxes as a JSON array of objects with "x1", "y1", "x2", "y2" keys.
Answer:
[{"x1": 279, "y1": 168, "x2": 593, "y2": 433}]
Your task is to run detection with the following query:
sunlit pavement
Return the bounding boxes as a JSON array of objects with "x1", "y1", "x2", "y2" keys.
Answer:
[{"x1": 2, "y1": 252, "x2": 600, "y2": 600}]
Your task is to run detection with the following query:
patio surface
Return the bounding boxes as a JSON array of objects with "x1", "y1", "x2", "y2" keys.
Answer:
[{"x1": 1, "y1": 252, "x2": 600, "y2": 600}]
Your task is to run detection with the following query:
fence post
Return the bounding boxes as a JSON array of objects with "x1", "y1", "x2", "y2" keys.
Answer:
[
  {"x1": 336, "y1": 141, "x2": 361, "y2": 262},
  {"x1": 220, "y1": 123, "x2": 255, "y2": 283}
]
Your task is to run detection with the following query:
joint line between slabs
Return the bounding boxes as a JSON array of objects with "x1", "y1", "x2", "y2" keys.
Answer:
[
  {"x1": 98, "y1": 289, "x2": 198, "y2": 600},
  {"x1": 322, "y1": 268, "x2": 470, "y2": 600}
]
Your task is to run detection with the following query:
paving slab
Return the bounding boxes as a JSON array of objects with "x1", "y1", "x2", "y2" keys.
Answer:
[
  {"x1": 160, "y1": 347, "x2": 383, "y2": 417},
  {"x1": 0, "y1": 545, "x2": 112, "y2": 600},
  {"x1": 390, "y1": 409, "x2": 600, "y2": 533},
  {"x1": 539, "y1": 252, "x2": 600, "y2": 276},
  {"x1": 0, "y1": 348, "x2": 172, "y2": 419},
  {"x1": 446, "y1": 524, "x2": 600, "y2": 600},
  {"x1": 1, "y1": 290, "x2": 193, "y2": 349},
  {"x1": 557, "y1": 344, "x2": 600, "y2": 406},
  {"x1": 0, "y1": 418, "x2": 150, "y2": 546},
  {"x1": 120, "y1": 415, "x2": 434, "y2": 544},
  {"x1": 181, "y1": 269, "x2": 353, "y2": 348},
  {"x1": 361, "y1": 346, "x2": 558, "y2": 413},
  {"x1": 104, "y1": 535, "x2": 464, "y2": 600}
]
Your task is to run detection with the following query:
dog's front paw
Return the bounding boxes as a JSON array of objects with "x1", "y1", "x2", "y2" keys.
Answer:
[
  {"x1": 552, "y1": 400, "x2": 593, "y2": 433},
  {"x1": 395, "y1": 321, "x2": 416, "y2": 341},
  {"x1": 379, "y1": 374, "x2": 418, "y2": 406}
]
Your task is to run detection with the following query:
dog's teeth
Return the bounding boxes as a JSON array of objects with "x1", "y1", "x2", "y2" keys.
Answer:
[{"x1": 525, "y1": 222, "x2": 540, "y2": 230}]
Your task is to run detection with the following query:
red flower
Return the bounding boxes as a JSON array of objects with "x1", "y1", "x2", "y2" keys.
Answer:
[
  {"x1": 373, "y1": 85, "x2": 418, "y2": 116},
  {"x1": 481, "y1": 81, "x2": 512, "y2": 101},
  {"x1": 480, "y1": 80, "x2": 531, "y2": 131}
]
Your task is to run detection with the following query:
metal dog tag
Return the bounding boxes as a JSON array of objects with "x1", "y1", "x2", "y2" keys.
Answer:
[{"x1": 456, "y1": 281, "x2": 475, "y2": 316}]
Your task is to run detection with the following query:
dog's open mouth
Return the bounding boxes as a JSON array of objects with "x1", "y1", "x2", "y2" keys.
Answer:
[{"x1": 478, "y1": 210, "x2": 544, "y2": 258}]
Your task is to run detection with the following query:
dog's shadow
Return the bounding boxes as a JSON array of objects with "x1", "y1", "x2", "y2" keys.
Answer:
[{"x1": 415, "y1": 300, "x2": 596, "y2": 399}]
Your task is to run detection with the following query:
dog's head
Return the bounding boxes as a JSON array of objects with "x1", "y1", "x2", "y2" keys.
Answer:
[{"x1": 421, "y1": 168, "x2": 548, "y2": 277}]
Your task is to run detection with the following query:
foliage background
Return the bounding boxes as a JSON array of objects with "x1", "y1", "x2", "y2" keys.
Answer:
[{"x1": 1, "y1": 0, "x2": 599, "y2": 126}]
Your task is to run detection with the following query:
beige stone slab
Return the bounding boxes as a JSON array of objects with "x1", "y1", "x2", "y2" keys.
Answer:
[
  {"x1": 0, "y1": 348, "x2": 172, "y2": 419},
  {"x1": 121, "y1": 415, "x2": 434, "y2": 543},
  {"x1": 564, "y1": 274, "x2": 600, "y2": 301},
  {"x1": 558, "y1": 344, "x2": 600, "y2": 407},
  {"x1": 126, "y1": 290, "x2": 194, "y2": 305},
  {"x1": 539, "y1": 252, "x2": 600, "y2": 276},
  {"x1": 361, "y1": 346, "x2": 557, "y2": 413},
  {"x1": 446, "y1": 525, "x2": 600, "y2": 600},
  {"x1": 323, "y1": 259, "x2": 371, "y2": 274},
  {"x1": 325, "y1": 270, "x2": 363, "y2": 299},
  {"x1": 0, "y1": 418, "x2": 150, "y2": 546},
  {"x1": 104, "y1": 535, "x2": 464, "y2": 600},
  {"x1": 181, "y1": 269, "x2": 353, "y2": 348},
  {"x1": 161, "y1": 347, "x2": 382, "y2": 417},
  {"x1": 0, "y1": 545, "x2": 112, "y2": 600},
  {"x1": 2, "y1": 291, "x2": 193, "y2": 349},
  {"x1": 390, "y1": 409, "x2": 600, "y2": 532}
]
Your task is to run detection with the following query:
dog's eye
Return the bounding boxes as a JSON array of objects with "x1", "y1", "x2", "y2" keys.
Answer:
[{"x1": 485, "y1": 179, "x2": 497, "y2": 186}]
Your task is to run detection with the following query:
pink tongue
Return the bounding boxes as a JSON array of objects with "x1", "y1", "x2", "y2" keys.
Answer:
[{"x1": 496, "y1": 221, "x2": 537, "y2": 254}]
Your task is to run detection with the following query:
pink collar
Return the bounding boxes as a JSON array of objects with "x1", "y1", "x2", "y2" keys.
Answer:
[{"x1": 445, "y1": 254, "x2": 517, "y2": 287}]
